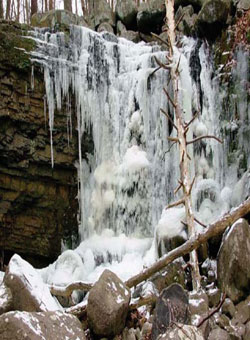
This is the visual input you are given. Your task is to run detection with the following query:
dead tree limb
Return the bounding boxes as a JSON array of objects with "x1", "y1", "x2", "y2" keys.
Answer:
[
  {"x1": 49, "y1": 281, "x2": 93, "y2": 297},
  {"x1": 129, "y1": 295, "x2": 157, "y2": 310},
  {"x1": 164, "y1": 0, "x2": 202, "y2": 290},
  {"x1": 160, "y1": 108, "x2": 177, "y2": 130},
  {"x1": 166, "y1": 198, "x2": 185, "y2": 209},
  {"x1": 151, "y1": 32, "x2": 170, "y2": 47},
  {"x1": 187, "y1": 135, "x2": 223, "y2": 145},
  {"x1": 125, "y1": 197, "x2": 250, "y2": 288}
]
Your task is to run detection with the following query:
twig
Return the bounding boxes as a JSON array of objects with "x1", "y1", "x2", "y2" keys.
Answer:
[
  {"x1": 149, "y1": 66, "x2": 161, "y2": 77},
  {"x1": 151, "y1": 32, "x2": 169, "y2": 47},
  {"x1": 184, "y1": 111, "x2": 199, "y2": 129},
  {"x1": 197, "y1": 293, "x2": 226, "y2": 328},
  {"x1": 160, "y1": 108, "x2": 177, "y2": 130},
  {"x1": 166, "y1": 198, "x2": 185, "y2": 209},
  {"x1": 163, "y1": 141, "x2": 177, "y2": 156},
  {"x1": 154, "y1": 56, "x2": 172, "y2": 70},
  {"x1": 194, "y1": 217, "x2": 207, "y2": 228},
  {"x1": 187, "y1": 135, "x2": 223, "y2": 145},
  {"x1": 175, "y1": 12, "x2": 186, "y2": 29},
  {"x1": 188, "y1": 176, "x2": 196, "y2": 195},
  {"x1": 167, "y1": 136, "x2": 179, "y2": 143},
  {"x1": 174, "y1": 182, "x2": 183, "y2": 195},
  {"x1": 163, "y1": 87, "x2": 176, "y2": 108}
]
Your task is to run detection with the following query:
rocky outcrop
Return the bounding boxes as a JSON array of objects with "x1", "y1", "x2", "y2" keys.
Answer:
[
  {"x1": 137, "y1": 0, "x2": 166, "y2": 33},
  {"x1": 0, "y1": 310, "x2": 86, "y2": 340},
  {"x1": 87, "y1": 269, "x2": 131, "y2": 337},
  {"x1": 116, "y1": 0, "x2": 138, "y2": 30},
  {"x1": 217, "y1": 218, "x2": 250, "y2": 303},
  {"x1": 152, "y1": 283, "x2": 190, "y2": 340},
  {"x1": 4, "y1": 254, "x2": 62, "y2": 312},
  {"x1": 0, "y1": 21, "x2": 79, "y2": 267}
]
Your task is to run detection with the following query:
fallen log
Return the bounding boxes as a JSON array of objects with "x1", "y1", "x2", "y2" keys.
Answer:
[
  {"x1": 125, "y1": 197, "x2": 250, "y2": 288},
  {"x1": 49, "y1": 281, "x2": 93, "y2": 297}
]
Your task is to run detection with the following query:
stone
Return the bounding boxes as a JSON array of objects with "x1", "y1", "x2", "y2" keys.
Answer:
[
  {"x1": 232, "y1": 297, "x2": 250, "y2": 326},
  {"x1": 196, "y1": 0, "x2": 230, "y2": 40},
  {"x1": 0, "y1": 310, "x2": 86, "y2": 340},
  {"x1": 141, "y1": 321, "x2": 152, "y2": 339},
  {"x1": 150, "y1": 260, "x2": 186, "y2": 293},
  {"x1": 207, "y1": 287, "x2": 221, "y2": 307},
  {"x1": 189, "y1": 290, "x2": 209, "y2": 338},
  {"x1": 4, "y1": 254, "x2": 62, "y2": 312},
  {"x1": 208, "y1": 328, "x2": 230, "y2": 340},
  {"x1": 137, "y1": 0, "x2": 166, "y2": 34},
  {"x1": 97, "y1": 22, "x2": 114, "y2": 33},
  {"x1": 243, "y1": 321, "x2": 250, "y2": 340},
  {"x1": 117, "y1": 21, "x2": 140, "y2": 43},
  {"x1": 217, "y1": 218, "x2": 250, "y2": 303},
  {"x1": 222, "y1": 298, "x2": 236, "y2": 318},
  {"x1": 31, "y1": 9, "x2": 88, "y2": 28},
  {"x1": 175, "y1": 0, "x2": 207, "y2": 11},
  {"x1": 89, "y1": 0, "x2": 115, "y2": 29},
  {"x1": 87, "y1": 269, "x2": 131, "y2": 337},
  {"x1": 116, "y1": 0, "x2": 138, "y2": 30},
  {"x1": 175, "y1": 5, "x2": 198, "y2": 36},
  {"x1": 0, "y1": 282, "x2": 13, "y2": 315},
  {"x1": 151, "y1": 283, "x2": 190, "y2": 340},
  {"x1": 237, "y1": 0, "x2": 250, "y2": 11},
  {"x1": 160, "y1": 323, "x2": 205, "y2": 340}
]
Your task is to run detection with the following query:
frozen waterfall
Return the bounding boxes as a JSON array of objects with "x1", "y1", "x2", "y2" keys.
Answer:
[{"x1": 29, "y1": 26, "x2": 249, "y2": 286}]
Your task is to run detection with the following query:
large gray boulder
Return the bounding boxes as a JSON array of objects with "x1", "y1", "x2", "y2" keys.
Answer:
[
  {"x1": 4, "y1": 254, "x2": 62, "y2": 312},
  {"x1": 152, "y1": 283, "x2": 190, "y2": 340},
  {"x1": 116, "y1": 0, "x2": 138, "y2": 29},
  {"x1": 117, "y1": 21, "x2": 140, "y2": 43},
  {"x1": 137, "y1": 0, "x2": 166, "y2": 33},
  {"x1": 31, "y1": 9, "x2": 88, "y2": 28},
  {"x1": 217, "y1": 218, "x2": 250, "y2": 303},
  {"x1": 0, "y1": 311, "x2": 86, "y2": 340},
  {"x1": 87, "y1": 269, "x2": 131, "y2": 337},
  {"x1": 196, "y1": 0, "x2": 230, "y2": 39}
]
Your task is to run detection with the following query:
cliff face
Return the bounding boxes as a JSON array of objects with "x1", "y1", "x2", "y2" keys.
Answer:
[{"x1": 0, "y1": 21, "x2": 79, "y2": 267}]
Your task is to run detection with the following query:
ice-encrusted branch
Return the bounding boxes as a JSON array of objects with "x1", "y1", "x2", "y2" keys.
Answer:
[{"x1": 187, "y1": 135, "x2": 223, "y2": 145}]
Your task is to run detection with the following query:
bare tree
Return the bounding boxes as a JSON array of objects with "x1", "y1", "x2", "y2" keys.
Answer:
[
  {"x1": 49, "y1": 0, "x2": 53, "y2": 10},
  {"x1": 64, "y1": 0, "x2": 72, "y2": 12},
  {"x1": 6, "y1": 0, "x2": 11, "y2": 19},
  {"x1": 0, "y1": 0, "x2": 4, "y2": 18},
  {"x1": 31, "y1": 0, "x2": 38, "y2": 16}
]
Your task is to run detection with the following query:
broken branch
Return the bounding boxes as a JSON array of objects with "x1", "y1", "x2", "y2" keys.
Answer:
[
  {"x1": 166, "y1": 198, "x2": 185, "y2": 209},
  {"x1": 49, "y1": 281, "x2": 93, "y2": 297},
  {"x1": 160, "y1": 108, "x2": 177, "y2": 130},
  {"x1": 163, "y1": 87, "x2": 177, "y2": 108}
]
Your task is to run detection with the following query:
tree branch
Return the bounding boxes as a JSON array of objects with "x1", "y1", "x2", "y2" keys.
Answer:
[
  {"x1": 163, "y1": 87, "x2": 177, "y2": 108},
  {"x1": 166, "y1": 198, "x2": 185, "y2": 209},
  {"x1": 197, "y1": 293, "x2": 226, "y2": 328},
  {"x1": 125, "y1": 198, "x2": 250, "y2": 288},
  {"x1": 160, "y1": 108, "x2": 177, "y2": 130},
  {"x1": 49, "y1": 281, "x2": 93, "y2": 297},
  {"x1": 187, "y1": 135, "x2": 223, "y2": 145}
]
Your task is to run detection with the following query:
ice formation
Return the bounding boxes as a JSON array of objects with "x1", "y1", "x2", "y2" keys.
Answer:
[{"x1": 28, "y1": 26, "x2": 249, "y2": 285}]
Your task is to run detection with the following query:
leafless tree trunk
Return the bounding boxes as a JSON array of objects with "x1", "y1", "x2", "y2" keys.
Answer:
[
  {"x1": 81, "y1": 0, "x2": 86, "y2": 15},
  {"x1": 16, "y1": 0, "x2": 20, "y2": 22},
  {"x1": 0, "y1": 0, "x2": 4, "y2": 18},
  {"x1": 64, "y1": 0, "x2": 72, "y2": 12},
  {"x1": 49, "y1": 0, "x2": 53, "y2": 10},
  {"x1": 31, "y1": 0, "x2": 38, "y2": 16},
  {"x1": 6, "y1": 0, "x2": 11, "y2": 19},
  {"x1": 75, "y1": 0, "x2": 78, "y2": 15},
  {"x1": 44, "y1": 0, "x2": 48, "y2": 12}
]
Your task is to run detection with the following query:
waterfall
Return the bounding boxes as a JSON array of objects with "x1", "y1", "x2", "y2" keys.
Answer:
[{"x1": 29, "y1": 26, "x2": 249, "y2": 285}]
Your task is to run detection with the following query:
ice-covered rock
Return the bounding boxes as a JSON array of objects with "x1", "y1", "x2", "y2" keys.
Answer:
[
  {"x1": 217, "y1": 218, "x2": 250, "y2": 303},
  {"x1": 0, "y1": 282, "x2": 12, "y2": 315},
  {"x1": 0, "y1": 310, "x2": 86, "y2": 340},
  {"x1": 87, "y1": 269, "x2": 131, "y2": 337},
  {"x1": 4, "y1": 254, "x2": 62, "y2": 312}
]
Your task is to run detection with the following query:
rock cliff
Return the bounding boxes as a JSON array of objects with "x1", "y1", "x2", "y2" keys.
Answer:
[{"x1": 0, "y1": 21, "x2": 79, "y2": 267}]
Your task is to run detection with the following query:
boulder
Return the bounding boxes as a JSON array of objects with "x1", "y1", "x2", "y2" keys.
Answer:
[
  {"x1": 208, "y1": 328, "x2": 230, "y2": 340},
  {"x1": 237, "y1": 0, "x2": 250, "y2": 11},
  {"x1": 116, "y1": 0, "x2": 138, "y2": 30},
  {"x1": 175, "y1": 0, "x2": 207, "y2": 11},
  {"x1": 159, "y1": 323, "x2": 205, "y2": 339},
  {"x1": 196, "y1": 0, "x2": 230, "y2": 40},
  {"x1": 89, "y1": 0, "x2": 115, "y2": 29},
  {"x1": 117, "y1": 21, "x2": 140, "y2": 43},
  {"x1": 97, "y1": 22, "x2": 114, "y2": 33},
  {"x1": 217, "y1": 218, "x2": 250, "y2": 303},
  {"x1": 87, "y1": 269, "x2": 131, "y2": 337},
  {"x1": 152, "y1": 283, "x2": 190, "y2": 340},
  {"x1": 0, "y1": 310, "x2": 85, "y2": 340},
  {"x1": 0, "y1": 282, "x2": 13, "y2": 315},
  {"x1": 4, "y1": 254, "x2": 62, "y2": 312},
  {"x1": 175, "y1": 5, "x2": 198, "y2": 36},
  {"x1": 137, "y1": 0, "x2": 166, "y2": 34},
  {"x1": 222, "y1": 298, "x2": 236, "y2": 318},
  {"x1": 189, "y1": 290, "x2": 209, "y2": 337},
  {"x1": 31, "y1": 10, "x2": 88, "y2": 28}
]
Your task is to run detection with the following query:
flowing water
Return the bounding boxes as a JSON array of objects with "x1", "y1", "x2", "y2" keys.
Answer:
[{"x1": 28, "y1": 26, "x2": 249, "y2": 287}]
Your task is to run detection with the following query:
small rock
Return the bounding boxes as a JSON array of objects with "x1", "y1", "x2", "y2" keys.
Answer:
[
  {"x1": 189, "y1": 290, "x2": 209, "y2": 338},
  {"x1": 208, "y1": 328, "x2": 230, "y2": 340},
  {"x1": 160, "y1": 323, "x2": 205, "y2": 340},
  {"x1": 87, "y1": 269, "x2": 130, "y2": 337},
  {"x1": 222, "y1": 298, "x2": 236, "y2": 318},
  {"x1": 97, "y1": 23, "x2": 114, "y2": 34},
  {"x1": 243, "y1": 321, "x2": 250, "y2": 340},
  {"x1": 141, "y1": 321, "x2": 152, "y2": 338},
  {"x1": 152, "y1": 283, "x2": 190, "y2": 340},
  {"x1": 0, "y1": 282, "x2": 12, "y2": 315},
  {"x1": 207, "y1": 287, "x2": 221, "y2": 308}
]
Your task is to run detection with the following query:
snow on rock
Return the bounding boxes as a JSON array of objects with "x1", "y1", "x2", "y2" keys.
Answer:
[
  {"x1": 119, "y1": 145, "x2": 150, "y2": 173},
  {"x1": 4, "y1": 254, "x2": 63, "y2": 312},
  {"x1": 0, "y1": 271, "x2": 4, "y2": 284},
  {"x1": 0, "y1": 310, "x2": 86, "y2": 340},
  {"x1": 87, "y1": 269, "x2": 130, "y2": 337},
  {"x1": 0, "y1": 282, "x2": 12, "y2": 315}
]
